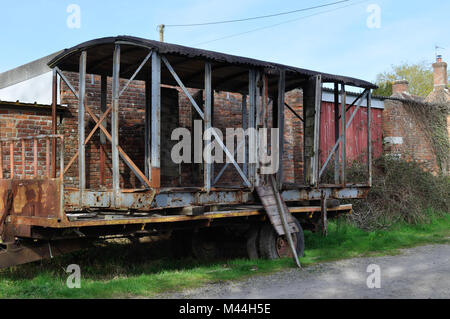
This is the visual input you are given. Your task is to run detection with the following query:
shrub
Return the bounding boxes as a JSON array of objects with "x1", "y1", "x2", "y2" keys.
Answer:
[{"x1": 348, "y1": 156, "x2": 449, "y2": 230}]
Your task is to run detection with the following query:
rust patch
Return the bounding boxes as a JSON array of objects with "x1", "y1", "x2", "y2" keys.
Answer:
[
  {"x1": 9, "y1": 180, "x2": 61, "y2": 218},
  {"x1": 151, "y1": 168, "x2": 161, "y2": 188}
]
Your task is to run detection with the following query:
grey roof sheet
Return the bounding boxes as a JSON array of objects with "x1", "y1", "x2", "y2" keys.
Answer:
[{"x1": 48, "y1": 36, "x2": 377, "y2": 91}]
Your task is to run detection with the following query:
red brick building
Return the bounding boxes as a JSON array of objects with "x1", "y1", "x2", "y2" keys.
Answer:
[{"x1": 382, "y1": 56, "x2": 450, "y2": 175}]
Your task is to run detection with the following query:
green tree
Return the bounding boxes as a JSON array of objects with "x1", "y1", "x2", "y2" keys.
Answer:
[{"x1": 373, "y1": 61, "x2": 434, "y2": 97}]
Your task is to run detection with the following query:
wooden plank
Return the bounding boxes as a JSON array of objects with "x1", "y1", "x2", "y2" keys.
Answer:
[{"x1": 256, "y1": 185, "x2": 298, "y2": 236}]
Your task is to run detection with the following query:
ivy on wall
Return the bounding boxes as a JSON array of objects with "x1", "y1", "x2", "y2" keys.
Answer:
[{"x1": 403, "y1": 100, "x2": 450, "y2": 174}]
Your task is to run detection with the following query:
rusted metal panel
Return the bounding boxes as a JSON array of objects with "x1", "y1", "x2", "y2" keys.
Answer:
[
  {"x1": 0, "y1": 179, "x2": 61, "y2": 218},
  {"x1": 0, "y1": 240, "x2": 91, "y2": 269}
]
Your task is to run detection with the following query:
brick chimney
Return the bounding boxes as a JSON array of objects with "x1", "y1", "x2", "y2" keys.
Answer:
[
  {"x1": 392, "y1": 80, "x2": 409, "y2": 94},
  {"x1": 432, "y1": 55, "x2": 448, "y2": 90}
]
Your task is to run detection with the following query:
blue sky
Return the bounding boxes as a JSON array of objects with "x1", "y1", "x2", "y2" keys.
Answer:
[{"x1": 0, "y1": 0, "x2": 449, "y2": 84}]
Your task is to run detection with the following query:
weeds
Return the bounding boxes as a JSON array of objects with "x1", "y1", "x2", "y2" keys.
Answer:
[{"x1": 348, "y1": 156, "x2": 449, "y2": 230}]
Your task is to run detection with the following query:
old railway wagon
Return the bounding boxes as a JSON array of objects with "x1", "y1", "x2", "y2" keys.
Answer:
[{"x1": 0, "y1": 36, "x2": 376, "y2": 267}]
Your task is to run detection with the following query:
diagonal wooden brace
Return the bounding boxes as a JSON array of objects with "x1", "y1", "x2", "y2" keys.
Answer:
[{"x1": 64, "y1": 105, "x2": 151, "y2": 188}]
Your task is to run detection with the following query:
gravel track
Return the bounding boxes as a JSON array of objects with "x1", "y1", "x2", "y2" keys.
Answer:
[{"x1": 158, "y1": 244, "x2": 450, "y2": 299}]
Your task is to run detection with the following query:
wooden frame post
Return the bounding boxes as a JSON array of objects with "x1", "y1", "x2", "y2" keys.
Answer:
[
  {"x1": 99, "y1": 74, "x2": 107, "y2": 186},
  {"x1": 333, "y1": 82, "x2": 340, "y2": 184},
  {"x1": 248, "y1": 69, "x2": 256, "y2": 188},
  {"x1": 242, "y1": 94, "x2": 248, "y2": 177},
  {"x1": 204, "y1": 62, "x2": 212, "y2": 192},
  {"x1": 151, "y1": 52, "x2": 161, "y2": 188},
  {"x1": 111, "y1": 45, "x2": 121, "y2": 205},
  {"x1": 51, "y1": 68, "x2": 57, "y2": 178},
  {"x1": 145, "y1": 75, "x2": 151, "y2": 180},
  {"x1": 78, "y1": 51, "x2": 87, "y2": 206},
  {"x1": 312, "y1": 75, "x2": 322, "y2": 187},
  {"x1": 367, "y1": 90, "x2": 372, "y2": 186},
  {"x1": 340, "y1": 83, "x2": 346, "y2": 185},
  {"x1": 276, "y1": 70, "x2": 286, "y2": 190}
]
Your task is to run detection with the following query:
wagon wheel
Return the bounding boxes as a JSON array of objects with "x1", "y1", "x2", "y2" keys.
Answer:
[
  {"x1": 191, "y1": 229, "x2": 222, "y2": 260},
  {"x1": 246, "y1": 225, "x2": 260, "y2": 260},
  {"x1": 258, "y1": 218, "x2": 304, "y2": 260},
  {"x1": 170, "y1": 229, "x2": 194, "y2": 258}
]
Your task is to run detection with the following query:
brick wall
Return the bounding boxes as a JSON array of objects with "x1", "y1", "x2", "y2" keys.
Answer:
[
  {"x1": 2, "y1": 75, "x2": 385, "y2": 187},
  {"x1": 0, "y1": 105, "x2": 54, "y2": 179},
  {"x1": 382, "y1": 97, "x2": 440, "y2": 173}
]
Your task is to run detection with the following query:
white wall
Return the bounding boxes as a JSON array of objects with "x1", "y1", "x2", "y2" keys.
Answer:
[{"x1": 0, "y1": 71, "x2": 57, "y2": 104}]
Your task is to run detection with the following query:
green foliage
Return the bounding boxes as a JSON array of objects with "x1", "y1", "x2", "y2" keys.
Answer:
[
  {"x1": 373, "y1": 61, "x2": 434, "y2": 97},
  {"x1": 349, "y1": 156, "x2": 450, "y2": 230},
  {"x1": 1, "y1": 214, "x2": 449, "y2": 298},
  {"x1": 373, "y1": 81, "x2": 392, "y2": 97},
  {"x1": 402, "y1": 100, "x2": 450, "y2": 173}
]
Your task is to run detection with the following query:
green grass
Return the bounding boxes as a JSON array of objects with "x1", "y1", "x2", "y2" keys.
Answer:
[{"x1": 1, "y1": 212, "x2": 449, "y2": 299}]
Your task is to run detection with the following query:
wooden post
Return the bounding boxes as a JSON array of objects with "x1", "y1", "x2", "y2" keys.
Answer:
[
  {"x1": 242, "y1": 94, "x2": 248, "y2": 177},
  {"x1": 303, "y1": 75, "x2": 321, "y2": 186},
  {"x1": 334, "y1": 82, "x2": 340, "y2": 184},
  {"x1": 78, "y1": 51, "x2": 87, "y2": 206},
  {"x1": 340, "y1": 84, "x2": 346, "y2": 185},
  {"x1": 0, "y1": 143, "x2": 3, "y2": 179},
  {"x1": 367, "y1": 90, "x2": 372, "y2": 186},
  {"x1": 151, "y1": 52, "x2": 161, "y2": 188},
  {"x1": 10, "y1": 142, "x2": 14, "y2": 179},
  {"x1": 51, "y1": 68, "x2": 57, "y2": 178},
  {"x1": 111, "y1": 45, "x2": 121, "y2": 205},
  {"x1": 277, "y1": 70, "x2": 286, "y2": 190},
  {"x1": 21, "y1": 139, "x2": 25, "y2": 179},
  {"x1": 100, "y1": 74, "x2": 107, "y2": 186},
  {"x1": 248, "y1": 70, "x2": 256, "y2": 188},
  {"x1": 33, "y1": 139, "x2": 37, "y2": 178},
  {"x1": 145, "y1": 74, "x2": 151, "y2": 180},
  {"x1": 204, "y1": 62, "x2": 212, "y2": 192}
]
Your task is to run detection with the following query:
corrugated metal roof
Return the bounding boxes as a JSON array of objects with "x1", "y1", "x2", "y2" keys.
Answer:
[{"x1": 48, "y1": 36, "x2": 377, "y2": 93}]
